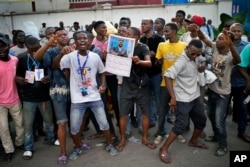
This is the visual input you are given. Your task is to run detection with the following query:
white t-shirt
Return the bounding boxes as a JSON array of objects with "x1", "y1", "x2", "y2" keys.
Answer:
[{"x1": 60, "y1": 50, "x2": 105, "y2": 103}]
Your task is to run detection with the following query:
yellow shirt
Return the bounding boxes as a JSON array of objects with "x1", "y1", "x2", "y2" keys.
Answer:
[{"x1": 156, "y1": 41, "x2": 187, "y2": 86}]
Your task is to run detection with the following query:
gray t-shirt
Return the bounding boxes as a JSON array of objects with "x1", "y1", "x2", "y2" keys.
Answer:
[{"x1": 207, "y1": 43, "x2": 233, "y2": 95}]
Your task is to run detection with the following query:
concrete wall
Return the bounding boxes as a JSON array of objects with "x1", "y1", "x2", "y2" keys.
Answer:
[{"x1": 0, "y1": 0, "x2": 232, "y2": 37}]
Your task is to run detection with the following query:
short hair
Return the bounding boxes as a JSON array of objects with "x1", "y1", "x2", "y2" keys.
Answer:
[
  {"x1": 45, "y1": 27, "x2": 55, "y2": 35},
  {"x1": 25, "y1": 35, "x2": 39, "y2": 46},
  {"x1": 73, "y1": 31, "x2": 88, "y2": 40},
  {"x1": 230, "y1": 23, "x2": 243, "y2": 29},
  {"x1": 165, "y1": 23, "x2": 178, "y2": 32},
  {"x1": 156, "y1": 18, "x2": 165, "y2": 25},
  {"x1": 93, "y1": 20, "x2": 105, "y2": 30},
  {"x1": 188, "y1": 39, "x2": 203, "y2": 49},
  {"x1": 176, "y1": 10, "x2": 186, "y2": 18},
  {"x1": 129, "y1": 27, "x2": 140, "y2": 37},
  {"x1": 55, "y1": 27, "x2": 65, "y2": 33},
  {"x1": 74, "y1": 22, "x2": 79, "y2": 25},
  {"x1": 119, "y1": 17, "x2": 131, "y2": 26}
]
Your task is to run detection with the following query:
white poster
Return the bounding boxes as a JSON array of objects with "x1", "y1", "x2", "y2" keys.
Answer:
[{"x1": 105, "y1": 34, "x2": 135, "y2": 77}]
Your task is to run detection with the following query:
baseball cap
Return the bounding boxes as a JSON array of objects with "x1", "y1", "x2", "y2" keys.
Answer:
[
  {"x1": 0, "y1": 33, "x2": 9, "y2": 45},
  {"x1": 185, "y1": 14, "x2": 204, "y2": 27}
]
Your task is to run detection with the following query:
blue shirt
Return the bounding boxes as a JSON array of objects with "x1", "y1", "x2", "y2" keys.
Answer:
[
  {"x1": 43, "y1": 46, "x2": 70, "y2": 101},
  {"x1": 230, "y1": 40, "x2": 249, "y2": 87}
]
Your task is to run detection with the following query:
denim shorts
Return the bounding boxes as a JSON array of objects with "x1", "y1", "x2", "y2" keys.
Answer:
[
  {"x1": 70, "y1": 100, "x2": 109, "y2": 135},
  {"x1": 52, "y1": 100, "x2": 68, "y2": 124}
]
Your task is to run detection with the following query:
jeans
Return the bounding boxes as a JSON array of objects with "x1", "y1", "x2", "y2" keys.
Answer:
[
  {"x1": 231, "y1": 87, "x2": 249, "y2": 134},
  {"x1": 156, "y1": 87, "x2": 171, "y2": 136},
  {"x1": 70, "y1": 100, "x2": 109, "y2": 135},
  {"x1": 207, "y1": 89, "x2": 230, "y2": 148},
  {"x1": 149, "y1": 73, "x2": 161, "y2": 125},
  {"x1": 23, "y1": 101, "x2": 55, "y2": 151},
  {"x1": 0, "y1": 103, "x2": 24, "y2": 153}
]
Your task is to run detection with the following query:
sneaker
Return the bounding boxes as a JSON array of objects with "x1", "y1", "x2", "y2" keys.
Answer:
[
  {"x1": 154, "y1": 135, "x2": 163, "y2": 145},
  {"x1": 177, "y1": 135, "x2": 186, "y2": 143},
  {"x1": 69, "y1": 148, "x2": 82, "y2": 160},
  {"x1": 3, "y1": 153, "x2": 13, "y2": 162},
  {"x1": 215, "y1": 146, "x2": 227, "y2": 157},
  {"x1": 105, "y1": 144, "x2": 118, "y2": 156},
  {"x1": 54, "y1": 139, "x2": 60, "y2": 146}
]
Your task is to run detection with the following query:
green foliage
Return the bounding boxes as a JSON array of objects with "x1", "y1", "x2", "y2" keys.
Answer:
[{"x1": 214, "y1": 9, "x2": 249, "y2": 38}]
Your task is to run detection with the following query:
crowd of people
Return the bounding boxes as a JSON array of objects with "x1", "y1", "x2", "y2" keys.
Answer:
[{"x1": 0, "y1": 9, "x2": 250, "y2": 165}]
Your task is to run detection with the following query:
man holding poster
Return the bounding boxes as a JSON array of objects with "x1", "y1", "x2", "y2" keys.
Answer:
[{"x1": 116, "y1": 27, "x2": 156, "y2": 151}]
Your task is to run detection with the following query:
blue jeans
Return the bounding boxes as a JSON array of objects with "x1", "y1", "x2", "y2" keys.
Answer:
[
  {"x1": 70, "y1": 100, "x2": 109, "y2": 135},
  {"x1": 149, "y1": 73, "x2": 161, "y2": 125},
  {"x1": 231, "y1": 87, "x2": 249, "y2": 134},
  {"x1": 156, "y1": 87, "x2": 171, "y2": 136},
  {"x1": 207, "y1": 89, "x2": 230, "y2": 148},
  {"x1": 23, "y1": 101, "x2": 55, "y2": 151}
]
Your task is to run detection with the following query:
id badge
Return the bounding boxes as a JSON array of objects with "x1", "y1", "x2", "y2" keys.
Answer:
[
  {"x1": 34, "y1": 69, "x2": 44, "y2": 81},
  {"x1": 79, "y1": 85, "x2": 89, "y2": 96},
  {"x1": 25, "y1": 71, "x2": 35, "y2": 84}
]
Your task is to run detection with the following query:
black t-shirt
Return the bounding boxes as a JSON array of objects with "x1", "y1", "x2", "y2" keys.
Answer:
[
  {"x1": 140, "y1": 33, "x2": 165, "y2": 76},
  {"x1": 16, "y1": 54, "x2": 50, "y2": 102}
]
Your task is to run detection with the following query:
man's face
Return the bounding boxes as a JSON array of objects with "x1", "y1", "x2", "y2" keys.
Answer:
[
  {"x1": 96, "y1": 23, "x2": 107, "y2": 36},
  {"x1": 0, "y1": 41, "x2": 10, "y2": 60},
  {"x1": 118, "y1": 26, "x2": 127, "y2": 37},
  {"x1": 56, "y1": 30, "x2": 69, "y2": 46},
  {"x1": 119, "y1": 20, "x2": 130, "y2": 28},
  {"x1": 175, "y1": 12, "x2": 184, "y2": 23},
  {"x1": 141, "y1": 20, "x2": 152, "y2": 33},
  {"x1": 154, "y1": 19, "x2": 164, "y2": 31},
  {"x1": 127, "y1": 29, "x2": 136, "y2": 40},
  {"x1": 75, "y1": 33, "x2": 88, "y2": 51},
  {"x1": 17, "y1": 32, "x2": 25, "y2": 43},
  {"x1": 186, "y1": 46, "x2": 202, "y2": 61},
  {"x1": 230, "y1": 25, "x2": 243, "y2": 40},
  {"x1": 27, "y1": 43, "x2": 41, "y2": 57},
  {"x1": 74, "y1": 23, "x2": 79, "y2": 30},
  {"x1": 46, "y1": 28, "x2": 55, "y2": 40},
  {"x1": 163, "y1": 26, "x2": 175, "y2": 39},
  {"x1": 216, "y1": 33, "x2": 227, "y2": 48},
  {"x1": 118, "y1": 40, "x2": 124, "y2": 47}
]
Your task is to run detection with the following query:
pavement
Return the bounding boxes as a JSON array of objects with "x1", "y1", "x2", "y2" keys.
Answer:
[{"x1": 1, "y1": 113, "x2": 250, "y2": 167}]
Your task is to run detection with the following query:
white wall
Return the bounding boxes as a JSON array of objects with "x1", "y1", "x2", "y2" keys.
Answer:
[{"x1": 0, "y1": 1, "x2": 232, "y2": 37}]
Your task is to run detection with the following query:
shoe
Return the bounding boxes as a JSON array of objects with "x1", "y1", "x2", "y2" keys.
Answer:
[
  {"x1": 237, "y1": 133, "x2": 250, "y2": 143},
  {"x1": 69, "y1": 148, "x2": 82, "y2": 160},
  {"x1": 125, "y1": 132, "x2": 132, "y2": 139},
  {"x1": 3, "y1": 153, "x2": 13, "y2": 162},
  {"x1": 215, "y1": 146, "x2": 227, "y2": 157},
  {"x1": 54, "y1": 139, "x2": 60, "y2": 146},
  {"x1": 22, "y1": 151, "x2": 33, "y2": 160},
  {"x1": 15, "y1": 144, "x2": 24, "y2": 150},
  {"x1": 205, "y1": 135, "x2": 217, "y2": 142},
  {"x1": 105, "y1": 144, "x2": 118, "y2": 156},
  {"x1": 177, "y1": 135, "x2": 186, "y2": 143},
  {"x1": 154, "y1": 135, "x2": 163, "y2": 145}
]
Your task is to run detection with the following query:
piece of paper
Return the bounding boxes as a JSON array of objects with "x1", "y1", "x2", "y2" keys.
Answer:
[
  {"x1": 34, "y1": 69, "x2": 44, "y2": 81},
  {"x1": 25, "y1": 71, "x2": 35, "y2": 84},
  {"x1": 105, "y1": 34, "x2": 135, "y2": 77}
]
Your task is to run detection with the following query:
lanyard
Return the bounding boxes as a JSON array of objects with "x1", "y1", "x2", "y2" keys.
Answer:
[
  {"x1": 77, "y1": 52, "x2": 89, "y2": 83},
  {"x1": 27, "y1": 55, "x2": 40, "y2": 71}
]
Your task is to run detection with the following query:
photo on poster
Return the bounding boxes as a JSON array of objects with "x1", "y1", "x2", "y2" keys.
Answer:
[{"x1": 105, "y1": 34, "x2": 135, "y2": 77}]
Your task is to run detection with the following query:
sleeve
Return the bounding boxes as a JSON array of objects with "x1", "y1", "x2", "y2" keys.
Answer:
[
  {"x1": 155, "y1": 43, "x2": 162, "y2": 59},
  {"x1": 141, "y1": 44, "x2": 150, "y2": 59},
  {"x1": 60, "y1": 54, "x2": 71, "y2": 70},
  {"x1": 238, "y1": 44, "x2": 250, "y2": 68},
  {"x1": 43, "y1": 50, "x2": 52, "y2": 68},
  {"x1": 97, "y1": 55, "x2": 105, "y2": 74},
  {"x1": 164, "y1": 56, "x2": 185, "y2": 79}
]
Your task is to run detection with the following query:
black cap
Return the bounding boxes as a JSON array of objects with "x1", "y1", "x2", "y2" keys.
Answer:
[{"x1": 0, "y1": 33, "x2": 9, "y2": 45}]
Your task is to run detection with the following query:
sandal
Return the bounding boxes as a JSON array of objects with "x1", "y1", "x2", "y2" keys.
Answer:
[
  {"x1": 23, "y1": 151, "x2": 32, "y2": 160},
  {"x1": 188, "y1": 141, "x2": 208, "y2": 149},
  {"x1": 57, "y1": 156, "x2": 67, "y2": 165},
  {"x1": 116, "y1": 144, "x2": 125, "y2": 152},
  {"x1": 142, "y1": 142, "x2": 156, "y2": 150},
  {"x1": 87, "y1": 133, "x2": 104, "y2": 140},
  {"x1": 159, "y1": 151, "x2": 171, "y2": 164},
  {"x1": 81, "y1": 143, "x2": 91, "y2": 150}
]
